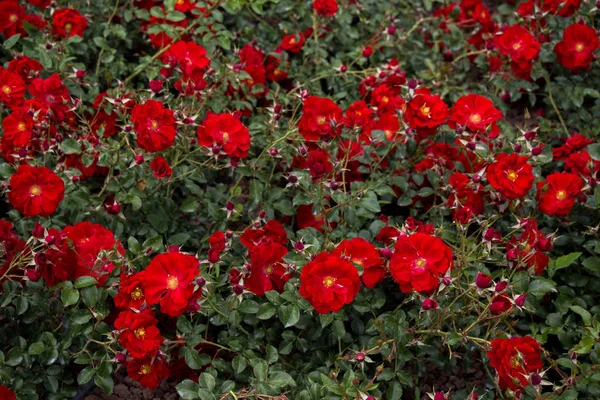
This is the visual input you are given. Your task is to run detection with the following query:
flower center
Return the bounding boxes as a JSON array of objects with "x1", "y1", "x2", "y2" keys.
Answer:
[
  {"x1": 469, "y1": 114, "x2": 482, "y2": 124},
  {"x1": 9, "y1": 14, "x2": 17, "y2": 23},
  {"x1": 323, "y1": 276, "x2": 336, "y2": 288},
  {"x1": 166, "y1": 275, "x2": 179, "y2": 290},
  {"x1": 420, "y1": 104, "x2": 431, "y2": 117},
  {"x1": 289, "y1": 37, "x2": 296, "y2": 44},
  {"x1": 2, "y1": 85, "x2": 11, "y2": 95},
  {"x1": 150, "y1": 120, "x2": 158, "y2": 130},
  {"x1": 575, "y1": 43, "x2": 584, "y2": 52},
  {"x1": 414, "y1": 258, "x2": 427, "y2": 271},
  {"x1": 506, "y1": 170, "x2": 518, "y2": 182},
  {"x1": 134, "y1": 328, "x2": 146, "y2": 339},
  {"x1": 17, "y1": 122, "x2": 27, "y2": 131},
  {"x1": 64, "y1": 23, "x2": 72, "y2": 32},
  {"x1": 29, "y1": 185, "x2": 42, "y2": 196},
  {"x1": 264, "y1": 266, "x2": 273, "y2": 275},
  {"x1": 510, "y1": 355, "x2": 522, "y2": 369},
  {"x1": 381, "y1": 96, "x2": 389, "y2": 104},
  {"x1": 317, "y1": 116, "x2": 326, "y2": 125},
  {"x1": 556, "y1": 190, "x2": 567, "y2": 201},
  {"x1": 177, "y1": 0, "x2": 184, "y2": 4},
  {"x1": 512, "y1": 42, "x2": 522, "y2": 51},
  {"x1": 222, "y1": 131, "x2": 230, "y2": 143},
  {"x1": 140, "y1": 364, "x2": 152, "y2": 375},
  {"x1": 130, "y1": 287, "x2": 144, "y2": 300}
]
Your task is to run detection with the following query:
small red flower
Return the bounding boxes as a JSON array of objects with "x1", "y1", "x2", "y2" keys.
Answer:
[
  {"x1": 1, "y1": 109, "x2": 33, "y2": 160},
  {"x1": 490, "y1": 294, "x2": 513, "y2": 315},
  {"x1": 554, "y1": 23, "x2": 600, "y2": 73},
  {"x1": 209, "y1": 231, "x2": 226, "y2": 254},
  {"x1": 127, "y1": 357, "x2": 169, "y2": 390},
  {"x1": 539, "y1": 0, "x2": 581, "y2": 17},
  {"x1": 494, "y1": 25, "x2": 540, "y2": 80},
  {"x1": 448, "y1": 94, "x2": 503, "y2": 139},
  {"x1": 246, "y1": 243, "x2": 292, "y2": 296},
  {"x1": 404, "y1": 90, "x2": 448, "y2": 131},
  {"x1": 298, "y1": 96, "x2": 343, "y2": 141},
  {"x1": 241, "y1": 220, "x2": 288, "y2": 249},
  {"x1": 389, "y1": 233, "x2": 453, "y2": 294},
  {"x1": 115, "y1": 273, "x2": 146, "y2": 310},
  {"x1": 537, "y1": 172, "x2": 584, "y2": 216},
  {"x1": 313, "y1": 0, "x2": 338, "y2": 16},
  {"x1": 52, "y1": 8, "x2": 88, "y2": 38},
  {"x1": 8, "y1": 164, "x2": 65, "y2": 217},
  {"x1": 344, "y1": 100, "x2": 374, "y2": 129},
  {"x1": 306, "y1": 149, "x2": 333, "y2": 182},
  {"x1": 197, "y1": 113, "x2": 251, "y2": 159},
  {"x1": 0, "y1": 1, "x2": 25, "y2": 37},
  {"x1": 8, "y1": 56, "x2": 42, "y2": 83},
  {"x1": 131, "y1": 100, "x2": 177, "y2": 153},
  {"x1": 0, "y1": 69, "x2": 25, "y2": 107},
  {"x1": 487, "y1": 336, "x2": 543, "y2": 391},
  {"x1": 150, "y1": 155, "x2": 172, "y2": 178},
  {"x1": 114, "y1": 309, "x2": 163, "y2": 359},
  {"x1": 280, "y1": 33, "x2": 305, "y2": 53},
  {"x1": 553, "y1": 133, "x2": 593, "y2": 160},
  {"x1": 161, "y1": 40, "x2": 210, "y2": 80},
  {"x1": 332, "y1": 238, "x2": 386, "y2": 288},
  {"x1": 0, "y1": 385, "x2": 16, "y2": 400},
  {"x1": 140, "y1": 252, "x2": 200, "y2": 316},
  {"x1": 486, "y1": 153, "x2": 534, "y2": 199},
  {"x1": 299, "y1": 252, "x2": 360, "y2": 313}
]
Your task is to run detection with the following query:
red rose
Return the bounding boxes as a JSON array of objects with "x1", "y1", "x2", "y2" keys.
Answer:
[
  {"x1": 28, "y1": 0, "x2": 51, "y2": 8},
  {"x1": 493, "y1": 25, "x2": 540, "y2": 80},
  {"x1": 506, "y1": 220, "x2": 550, "y2": 274},
  {"x1": 161, "y1": 40, "x2": 210, "y2": 80},
  {"x1": 376, "y1": 226, "x2": 400, "y2": 245},
  {"x1": 539, "y1": 0, "x2": 581, "y2": 17},
  {"x1": 209, "y1": 230, "x2": 226, "y2": 253},
  {"x1": 150, "y1": 155, "x2": 172, "y2": 178},
  {"x1": 126, "y1": 357, "x2": 169, "y2": 390},
  {"x1": 8, "y1": 164, "x2": 65, "y2": 217},
  {"x1": 114, "y1": 273, "x2": 146, "y2": 310},
  {"x1": 115, "y1": 310, "x2": 163, "y2": 359},
  {"x1": 487, "y1": 336, "x2": 543, "y2": 391},
  {"x1": 486, "y1": 153, "x2": 534, "y2": 199},
  {"x1": 537, "y1": 172, "x2": 584, "y2": 216},
  {"x1": 490, "y1": 294, "x2": 513, "y2": 315},
  {"x1": 0, "y1": 1, "x2": 25, "y2": 37},
  {"x1": 448, "y1": 172, "x2": 484, "y2": 217},
  {"x1": 370, "y1": 84, "x2": 404, "y2": 114},
  {"x1": 553, "y1": 133, "x2": 594, "y2": 160},
  {"x1": 475, "y1": 272, "x2": 493, "y2": 289},
  {"x1": 139, "y1": 252, "x2": 199, "y2": 317},
  {"x1": 332, "y1": 238, "x2": 386, "y2": 288},
  {"x1": 0, "y1": 69, "x2": 25, "y2": 108},
  {"x1": 306, "y1": 149, "x2": 333, "y2": 182},
  {"x1": 280, "y1": 33, "x2": 305, "y2": 53},
  {"x1": 298, "y1": 96, "x2": 343, "y2": 141},
  {"x1": 197, "y1": 113, "x2": 251, "y2": 159},
  {"x1": 389, "y1": 232, "x2": 453, "y2": 294},
  {"x1": 313, "y1": 0, "x2": 338, "y2": 16},
  {"x1": 52, "y1": 8, "x2": 88, "y2": 38},
  {"x1": 8, "y1": 56, "x2": 42, "y2": 83},
  {"x1": 565, "y1": 151, "x2": 600, "y2": 177},
  {"x1": 404, "y1": 90, "x2": 448, "y2": 131},
  {"x1": 299, "y1": 252, "x2": 360, "y2": 313},
  {"x1": 344, "y1": 100, "x2": 374, "y2": 129},
  {"x1": 246, "y1": 243, "x2": 292, "y2": 296},
  {"x1": 29, "y1": 74, "x2": 70, "y2": 121},
  {"x1": 448, "y1": 94, "x2": 503, "y2": 139},
  {"x1": 131, "y1": 100, "x2": 177, "y2": 152},
  {"x1": 1, "y1": 109, "x2": 33, "y2": 160},
  {"x1": 554, "y1": 24, "x2": 600, "y2": 73},
  {"x1": 241, "y1": 220, "x2": 288, "y2": 249},
  {"x1": 0, "y1": 386, "x2": 16, "y2": 400},
  {"x1": 296, "y1": 204, "x2": 326, "y2": 232}
]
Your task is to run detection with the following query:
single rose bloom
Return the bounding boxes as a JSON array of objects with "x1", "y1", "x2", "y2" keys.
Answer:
[
  {"x1": 280, "y1": 33, "x2": 305, "y2": 53},
  {"x1": 298, "y1": 96, "x2": 343, "y2": 141},
  {"x1": 126, "y1": 357, "x2": 169, "y2": 390},
  {"x1": 114, "y1": 273, "x2": 146, "y2": 310},
  {"x1": 448, "y1": 94, "x2": 503, "y2": 138},
  {"x1": 404, "y1": 90, "x2": 448, "y2": 130},
  {"x1": 150, "y1": 155, "x2": 172, "y2": 178},
  {"x1": 494, "y1": 25, "x2": 540, "y2": 80},
  {"x1": 332, "y1": 238, "x2": 386, "y2": 288},
  {"x1": 114, "y1": 309, "x2": 163, "y2": 359},
  {"x1": 8, "y1": 164, "x2": 65, "y2": 217},
  {"x1": 539, "y1": 0, "x2": 581, "y2": 17},
  {"x1": 313, "y1": 0, "x2": 338, "y2": 16},
  {"x1": 306, "y1": 149, "x2": 333, "y2": 182},
  {"x1": 389, "y1": 233, "x2": 453, "y2": 293},
  {"x1": 52, "y1": 8, "x2": 88, "y2": 38},
  {"x1": 487, "y1": 336, "x2": 543, "y2": 391},
  {"x1": 486, "y1": 153, "x2": 534, "y2": 199},
  {"x1": 246, "y1": 243, "x2": 292, "y2": 296},
  {"x1": 8, "y1": 56, "x2": 43, "y2": 83},
  {"x1": 139, "y1": 252, "x2": 200, "y2": 317},
  {"x1": 344, "y1": 100, "x2": 374, "y2": 129},
  {"x1": 0, "y1": 1, "x2": 25, "y2": 37},
  {"x1": 536, "y1": 172, "x2": 584, "y2": 216},
  {"x1": 299, "y1": 252, "x2": 360, "y2": 313},
  {"x1": 0, "y1": 69, "x2": 26, "y2": 107},
  {"x1": 490, "y1": 294, "x2": 513, "y2": 315},
  {"x1": 131, "y1": 100, "x2": 177, "y2": 152},
  {"x1": 208, "y1": 230, "x2": 226, "y2": 253},
  {"x1": 197, "y1": 113, "x2": 251, "y2": 159},
  {"x1": 554, "y1": 23, "x2": 600, "y2": 73},
  {"x1": 241, "y1": 220, "x2": 288, "y2": 249}
]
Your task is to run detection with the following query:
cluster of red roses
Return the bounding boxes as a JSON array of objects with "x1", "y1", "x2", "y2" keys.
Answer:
[{"x1": 0, "y1": 1, "x2": 87, "y2": 39}]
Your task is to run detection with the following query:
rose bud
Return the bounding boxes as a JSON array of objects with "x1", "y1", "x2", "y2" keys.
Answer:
[
  {"x1": 514, "y1": 294, "x2": 527, "y2": 307},
  {"x1": 524, "y1": 130, "x2": 537, "y2": 141},
  {"x1": 233, "y1": 284, "x2": 244, "y2": 295},
  {"x1": 340, "y1": 64, "x2": 348, "y2": 73},
  {"x1": 531, "y1": 372, "x2": 542, "y2": 386},
  {"x1": 434, "y1": 393, "x2": 447, "y2": 400},
  {"x1": 355, "y1": 352, "x2": 365, "y2": 362},
  {"x1": 25, "y1": 269, "x2": 41, "y2": 281},
  {"x1": 422, "y1": 298, "x2": 438, "y2": 311},
  {"x1": 196, "y1": 277, "x2": 206, "y2": 288},
  {"x1": 149, "y1": 79, "x2": 163, "y2": 93},
  {"x1": 495, "y1": 280, "x2": 508, "y2": 292},
  {"x1": 379, "y1": 248, "x2": 393, "y2": 260},
  {"x1": 490, "y1": 294, "x2": 512, "y2": 315},
  {"x1": 476, "y1": 272, "x2": 493, "y2": 289},
  {"x1": 531, "y1": 145, "x2": 543, "y2": 156},
  {"x1": 467, "y1": 141, "x2": 476, "y2": 151},
  {"x1": 483, "y1": 227, "x2": 502, "y2": 242},
  {"x1": 294, "y1": 241, "x2": 305, "y2": 251},
  {"x1": 534, "y1": 236, "x2": 552, "y2": 252},
  {"x1": 32, "y1": 222, "x2": 45, "y2": 238},
  {"x1": 167, "y1": 245, "x2": 180, "y2": 253},
  {"x1": 134, "y1": 155, "x2": 144, "y2": 164},
  {"x1": 514, "y1": 143, "x2": 522, "y2": 153},
  {"x1": 226, "y1": 201, "x2": 235, "y2": 211},
  {"x1": 407, "y1": 78, "x2": 418, "y2": 89},
  {"x1": 387, "y1": 26, "x2": 396, "y2": 35},
  {"x1": 362, "y1": 46, "x2": 374, "y2": 57},
  {"x1": 225, "y1": 230, "x2": 233, "y2": 239},
  {"x1": 115, "y1": 353, "x2": 127, "y2": 364},
  {"x1": 45, "y1": 235, "x2": 56, "y2": 245}
]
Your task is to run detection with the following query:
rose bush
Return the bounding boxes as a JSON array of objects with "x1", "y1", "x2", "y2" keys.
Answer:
[{"x1": 0, "y1": 0, "x2": 599, "y2": 399}]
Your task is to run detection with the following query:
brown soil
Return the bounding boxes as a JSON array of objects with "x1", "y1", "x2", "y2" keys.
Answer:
[{"x1": 84, "y1": 368, "x2": 179, "y2": 400}]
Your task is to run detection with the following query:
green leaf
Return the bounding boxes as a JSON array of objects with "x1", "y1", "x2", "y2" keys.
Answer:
[
  {"x1": 142, "y1": 235, "x2": 163, "y2": 253},
  {"x1": 253, "y1": 359, "x2": 268, "y2": 381},
  {"x1": 94, "y1": 375, "x2": 114, "y2": 394},
  {"x1": 588, "y1": 143, "x2": 600, "y2": 161},
  {"x1": 176, "y1": 380, "x2": 200, "y2": 400},
  {"x1": 256, "y1": 303, "x2": 275, "y2": 320},
  {"x1": 81, "y1": 286, "x2": 99, "y2": 308},
  {"x1": 77, "y1": 367, "x2": 95, "y2": 385},
  {"x1": 180, "y1": 198, "x2": 199, "y2": 213},
  {"x1": 3, "y1": 34, "x2": 20, "y2": 49},
  {"x1": 74, "y1": 276, "x2": 98, "y2": 289},
  {"x1": 583, "y1": 257, "x2": 600, "y2": 272},
  {"x1": 60, "y1": 139, "x2": 82, "y2": 155},
  {"x1": 279, "y1": 305, "x2": 300, "y2": 328},
  {"x1": 199, "y1": 373, "x2": 215, "y2": 391},
  {"x1": 184, "y1": 347, "x2": 204, "y2": 370},
  {"x1": 232, "y1": 355, "x2": 247, "y2": 374},
  {"x1": 28, "y1": 342, "x2": 45, "y2": 356},
  {"x1": 528, "y1": 279, "x2": 557, "y2": 297},
  {"x1": 570, "y1": 306, "x2": 592, "y2": 326},
  {"x1": 16, "y1": 296, "x2": 28, "y2": 315},
  {"x1": 169, "y1": 233, "x2": 191, "y2": 246},
  {"x1": 549, "y1": 252, "x2": 581, "y2": 277},
  {"x1": 269, "y1": 371, "x2": 296, "y2": 388}
]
